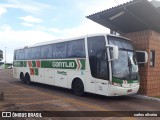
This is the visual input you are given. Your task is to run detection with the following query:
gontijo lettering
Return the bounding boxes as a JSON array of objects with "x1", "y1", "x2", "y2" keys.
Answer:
[{"x1": 52, "y1": 62, "x2": 75, "y2": 68}]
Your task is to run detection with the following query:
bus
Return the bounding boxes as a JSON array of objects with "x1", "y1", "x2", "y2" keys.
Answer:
[{"x1": 13, "y1": 33, "x2": 147, "y2": 96}]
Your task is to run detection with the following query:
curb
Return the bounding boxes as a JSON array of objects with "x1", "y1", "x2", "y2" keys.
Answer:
[{"x1": 129, "y1": 94, "x2": 160, "y2": 102}]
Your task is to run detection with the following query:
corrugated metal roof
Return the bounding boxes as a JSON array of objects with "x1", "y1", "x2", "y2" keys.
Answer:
[{"x1": 87, "y1": 0, "x2": 160, "y2": 33}]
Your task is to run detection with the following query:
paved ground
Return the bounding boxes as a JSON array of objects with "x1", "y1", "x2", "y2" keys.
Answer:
[{"x1": 0, "y1": 69, "x2": 160, "y2": 120}]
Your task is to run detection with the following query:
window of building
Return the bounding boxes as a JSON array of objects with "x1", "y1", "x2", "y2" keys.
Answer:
[{"x1": 150, "y1": 50, "x2": 155, "y2": 67}]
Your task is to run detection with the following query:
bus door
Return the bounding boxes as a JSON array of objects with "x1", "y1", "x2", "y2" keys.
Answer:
[
  {"x1": 95, "y1": 50, "x2": 110, "y2": 95},
  {"x1": 87, "y1": 36, "x2": 110, "y2": 95}
]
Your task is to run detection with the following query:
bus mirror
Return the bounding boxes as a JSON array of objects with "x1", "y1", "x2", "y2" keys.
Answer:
[
  {"x1": 106, "y1": 45, "x2": 118, "y2": 61},
  {"x1": 136, "y1": 51, "x2": 148, "y2": 64}
]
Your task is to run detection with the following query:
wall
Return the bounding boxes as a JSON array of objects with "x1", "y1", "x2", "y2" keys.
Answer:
[{"x1": 124, "y1": 30, "x2": 160, "y2": 96}]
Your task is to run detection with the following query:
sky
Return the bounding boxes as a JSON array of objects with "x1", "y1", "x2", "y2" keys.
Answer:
[{"x1": 0, "y1": 0, "x2": 135, "y2": 63}]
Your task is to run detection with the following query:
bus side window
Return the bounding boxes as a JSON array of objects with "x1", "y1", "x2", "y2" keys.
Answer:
[
  {"x1": 31, "y1": 47, "x2": 41, "y2": 59},
  {"x1": 16, "y1": 50, "x2": 19, "y2": 60},
  {"x1": 52, "y1": 44, "x2": 56, "y2": 58},
  {"x1": 14, "y1": 50, "x2": 17, "y2": 60},
  {"x1": 67, "y1": 39, "x2": 85, "y2": 58},
  {"x1": 41, "y1": 45, "x2": 52, "y2": 59},
  {"x1": 24, "y1": 48, "x2": 31, "y2": 60},
  {"x1": 18, "y1": 49, "x2": 25, "y2": 60},
  {"x1": 55, "y1": 42, "x2": 67, "y2": 58}
]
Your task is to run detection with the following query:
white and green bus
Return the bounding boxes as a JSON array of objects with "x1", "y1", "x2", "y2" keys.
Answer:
[{"x1": 13, "y1": 34, "x2": 147, "y2": 96}]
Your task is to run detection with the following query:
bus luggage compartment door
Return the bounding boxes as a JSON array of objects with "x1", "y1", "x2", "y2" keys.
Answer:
[{"x1": 55, "y1": 70, "x2": 68, "y2": 88}]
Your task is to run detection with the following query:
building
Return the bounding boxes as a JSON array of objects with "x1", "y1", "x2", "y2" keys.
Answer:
[{"x1": 87, "y1": 0, "x2": 160, "y2": 96}]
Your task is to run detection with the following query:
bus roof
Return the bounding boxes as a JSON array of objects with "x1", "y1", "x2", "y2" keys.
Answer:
[{"x1": 15, "y1": 33, "x2": 131, "y2": 50}]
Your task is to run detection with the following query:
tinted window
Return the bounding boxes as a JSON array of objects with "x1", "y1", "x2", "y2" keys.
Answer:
[
  {"x1": 14, "y1": 50, "x2": 17, "y2": 60},
  {"x1": 52, "y1": 44, "x2": 56, "y2": 58},
  {"x1": 16, "y1": 50, "x2": 19, "y2": 60},
  {"x1": 55, "y1": 42, "x2": 67, "y2": 58},
  {"x1": 41, "y1": 45, "x2": 52, "y2": 59},
  {"x1": 108, "y1": 36, "x2": 133, "y2": 50},
  {"x1": 31, "y1": 47, "x2": 41, "y2": 59},
  {"x1": 18, "y1": 49, "x2": 25, "y2": 60},
  {"x1": 88, "y1": 36, "x2": 106, "y2": 56},
  {"x1": 68, "y1": 39, "x2": 85, "y2": 58},
  {"x1": 24, "y1": 48, "x2": 31, "y2": 60},
  {"x1": 88, "y1": 36, "x2": 109, "y2": 80}
]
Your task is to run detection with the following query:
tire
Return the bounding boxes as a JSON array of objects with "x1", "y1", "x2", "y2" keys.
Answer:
[
  {"x1": 25, "y1": 74, "x2": 31, "y2": 85},
  {"x1": 20, "y1": 73, "x2": 25, "y2": 83},
  {"x1": 72, "y1": 79, "x2": 84, "y2": 96}
]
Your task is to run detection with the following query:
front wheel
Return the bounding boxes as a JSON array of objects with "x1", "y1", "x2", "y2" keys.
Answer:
[{"x1": 72, "y1": 79, "x2": 84, "y2": 96}]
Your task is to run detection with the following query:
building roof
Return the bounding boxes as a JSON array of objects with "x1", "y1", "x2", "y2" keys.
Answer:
[{"x1": 87, "y1": 0, "x2": 160, "y2": 33}]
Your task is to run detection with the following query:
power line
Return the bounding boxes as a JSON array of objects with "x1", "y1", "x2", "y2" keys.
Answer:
[{"x1": 114, "y1": 0, "x2": 120, "y2": 4}]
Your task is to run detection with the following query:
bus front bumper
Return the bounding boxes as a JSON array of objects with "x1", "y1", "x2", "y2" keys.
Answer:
[{"x1": 108, "y1": 84, "x2": 139, "y2": 96}]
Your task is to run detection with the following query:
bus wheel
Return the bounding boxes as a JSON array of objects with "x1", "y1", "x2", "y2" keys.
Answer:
[
  {"x1": 72, "y1": 79, "x2": 84, "y2": 96},
  {"x1": 20, "y1": 72, "x2": 25, "y2": 83},
  {"x1": 25, "y1": 73, "x2": 31, "y2": 85}
]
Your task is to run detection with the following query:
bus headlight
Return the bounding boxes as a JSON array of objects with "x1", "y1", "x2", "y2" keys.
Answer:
[{"x1": 112, "y1": 82, "x2": 122, "y2": 87}]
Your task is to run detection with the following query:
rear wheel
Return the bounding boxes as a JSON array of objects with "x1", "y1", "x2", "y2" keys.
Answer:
[
  {"x1": 25, "y1": 74, "x2": 31, "y2": 85},
  {"x1": 72, "y1": 79, "x2": 84, "y2": 96},
  {"x1": 20, "y1": 73, "x2": 25, "y2": 83}
]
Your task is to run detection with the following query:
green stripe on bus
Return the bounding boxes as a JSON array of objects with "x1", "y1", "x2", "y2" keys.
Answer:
[
  {"x1": 34, "y1": 68, "x2": 38, "y2": 75},
  {"x1": 112, "y1": 77, "x2": 139, "y2": 84},
  {"x1": 32, "y1": 61, "x2": 36, "y2": 67},
  {"x1": 13, "y1": 61, "x2": 24, "y2": 67},
  {"x1": 24, "y1": 61, "x2": 27, "y2": 67},
  {"x1": 13, "y1": 59, "x2": 86, "y2": 70},
  {"x1": 41, "y1": 59, "x2": 85, "y2": 70}
]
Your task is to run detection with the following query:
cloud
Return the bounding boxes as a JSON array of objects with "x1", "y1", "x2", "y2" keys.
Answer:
[
  {"x1": 0, "y1": 25, "x2": 57, "y2": 63},
  {"x1": 19, "y1": 15, "x2": 42, "y2": 23},
  {"x1": 5, "y1": 0, "x2": 53, "y2": 15},
  {"x1": 61, "y1": 19, "x2": 109, "y2": 38},
  {"x1": 0, "y1": 24, "x2": 12, "y2": 31},
  {"x1": 0, "y1": 4, "x2": 18, "y2": 17},
  {"x1": 20, "y1": 22, "x2": 34, "y2": 27},
  {"x1": 0, "y1": 6, "x2": 7, "y2": 17}
]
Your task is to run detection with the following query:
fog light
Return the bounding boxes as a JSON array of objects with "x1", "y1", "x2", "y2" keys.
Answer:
[
  {"x1": 127, "y1": 89, "x2": 132, "y2": 93},
  {"x1": 112, "y1": 82, "x2": 121, "y2": 87}
]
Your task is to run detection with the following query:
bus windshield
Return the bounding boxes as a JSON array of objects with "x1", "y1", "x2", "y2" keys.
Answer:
[{"x1": 108, "y1": 36, "x2": 138, "y2": 80}]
